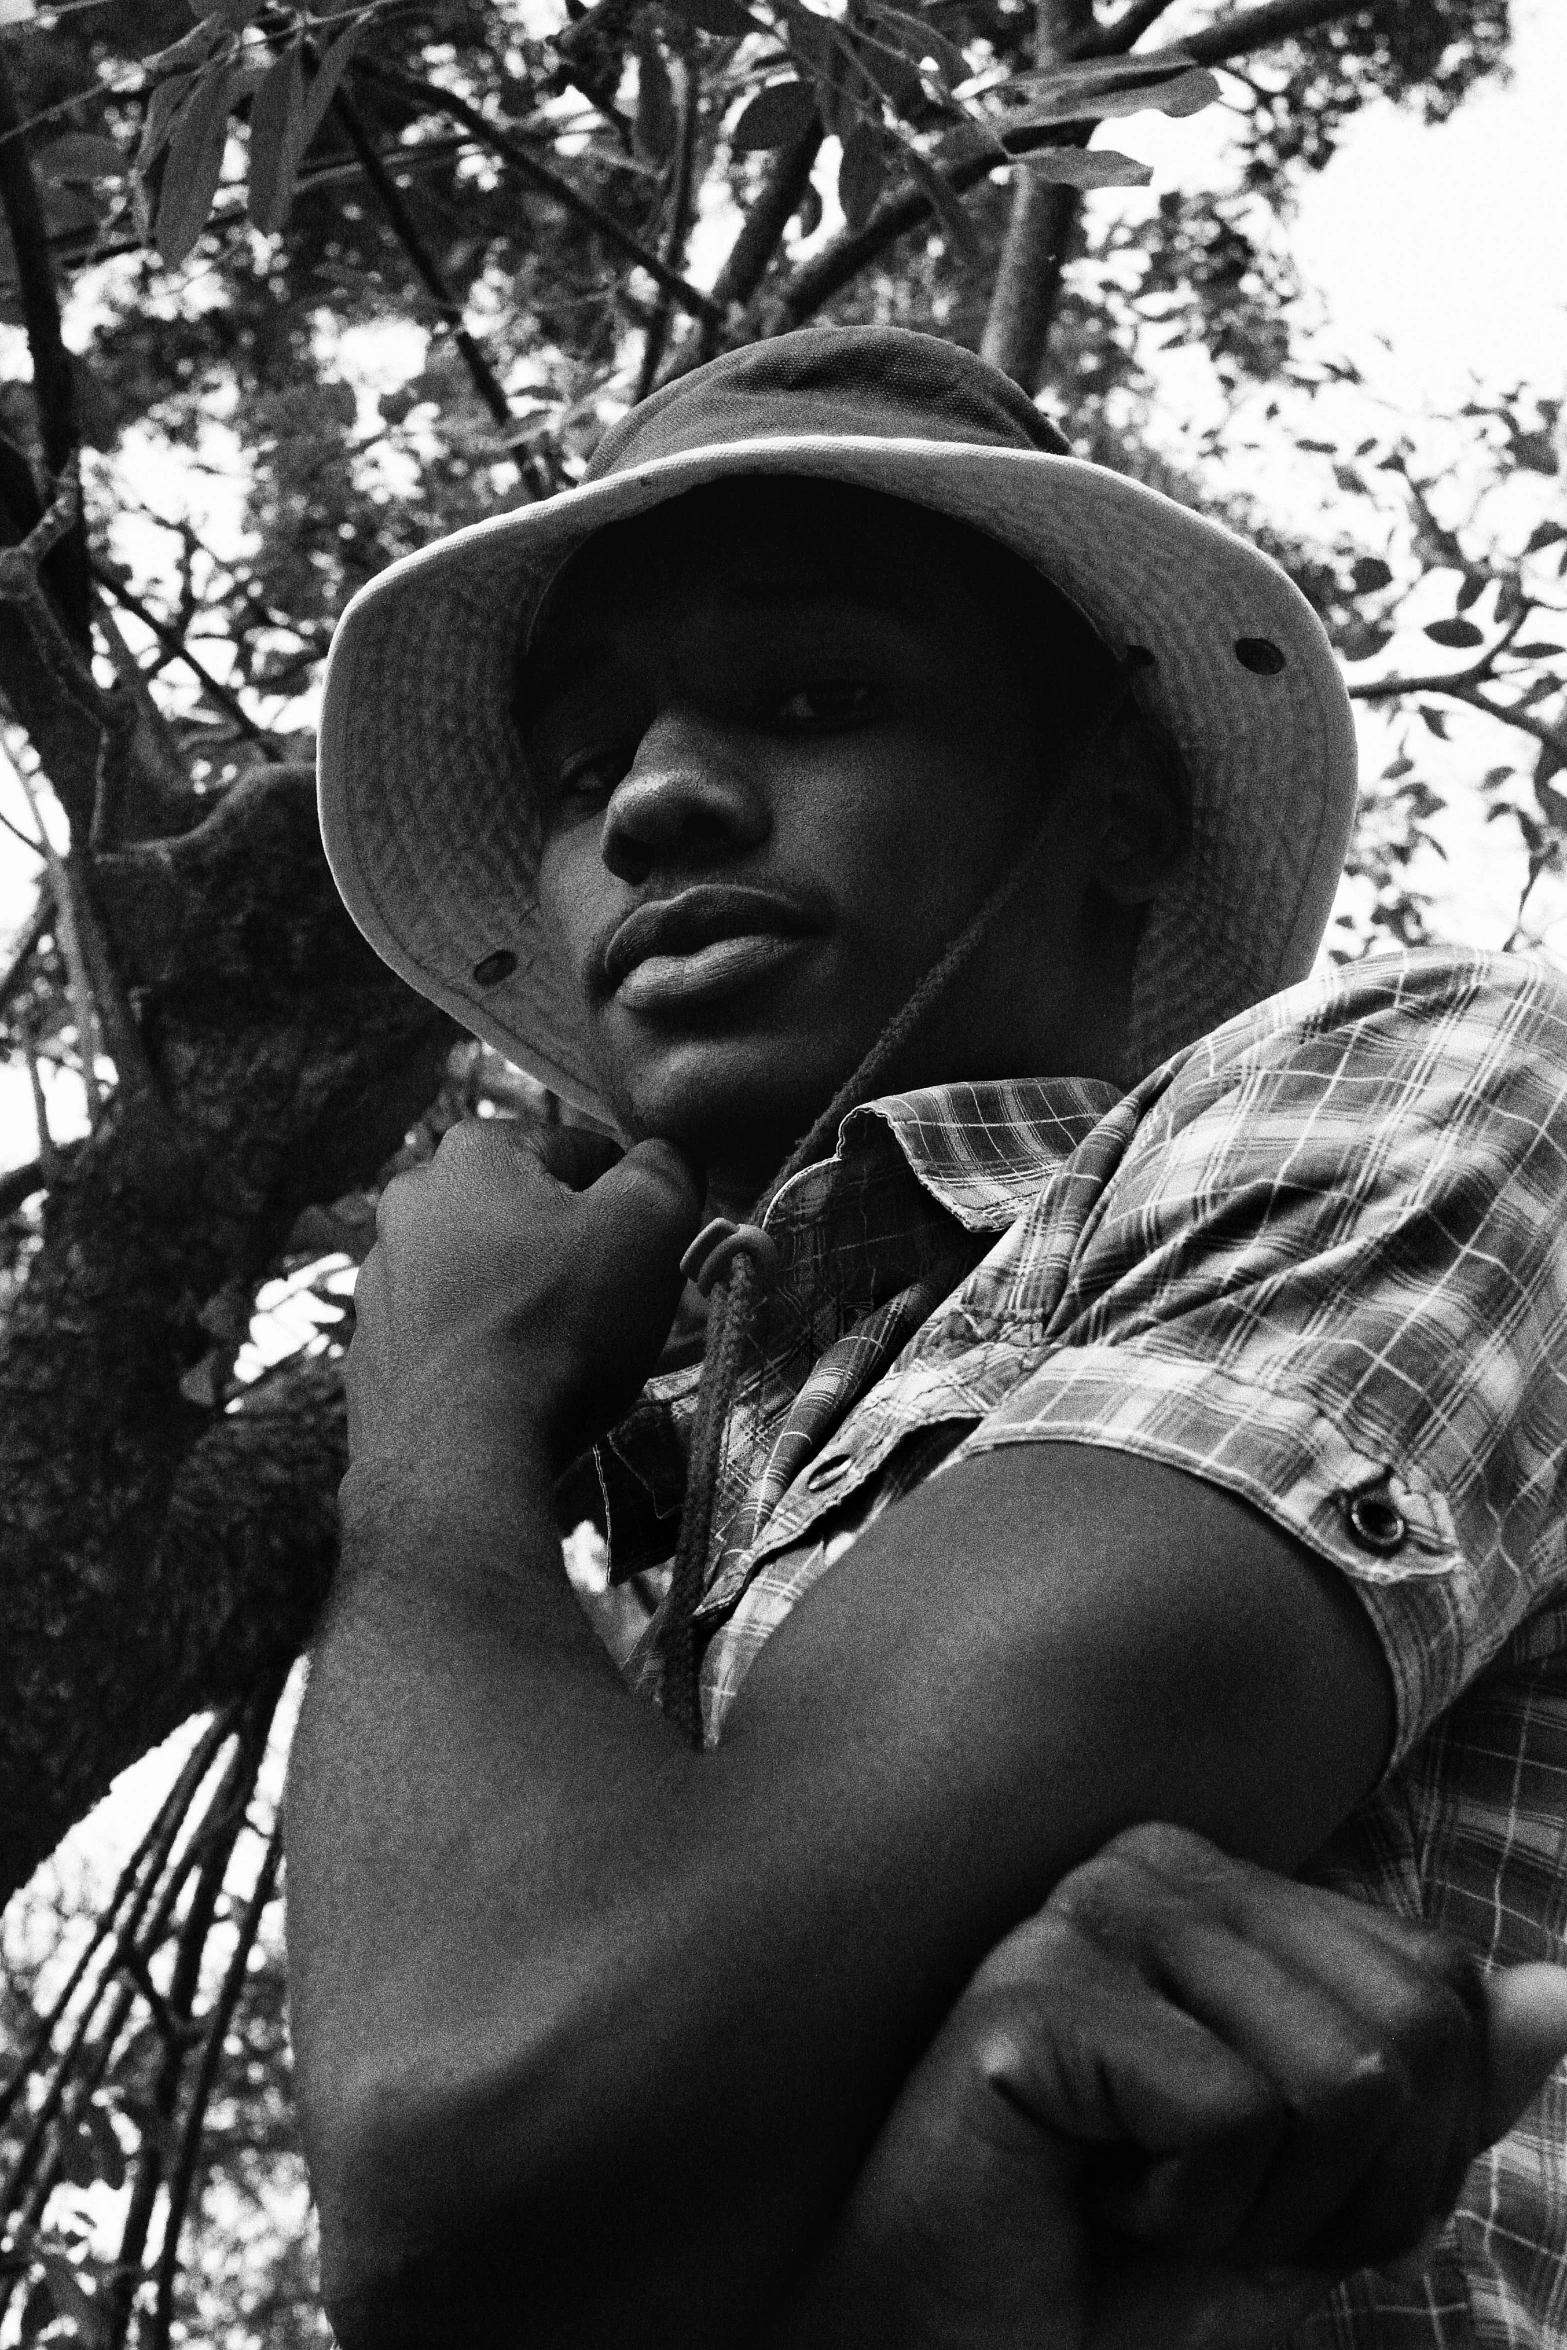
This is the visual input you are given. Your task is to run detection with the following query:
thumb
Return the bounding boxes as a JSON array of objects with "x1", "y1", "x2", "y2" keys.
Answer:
[
  {"x1": 583, "y1": 1138, "x2": 705, "y2": 1265},
  {"x1": 1478, "y1": 1964, "x2": 1567, "y2": 2143}
]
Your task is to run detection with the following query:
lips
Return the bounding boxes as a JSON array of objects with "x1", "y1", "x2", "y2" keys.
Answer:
[{"x1": 601, "y1": 885, "x2": 820, "y2": 993}]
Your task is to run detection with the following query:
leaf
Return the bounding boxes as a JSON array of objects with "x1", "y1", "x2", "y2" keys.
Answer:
[
  {"x1": 858, "y1": 4, "x2": 968, "y2": 96},
  {"x1": 247, "y1": 38, "x2": 304, "y2": 232},
  {"x1": 1508, "y1": 642, "x2": 1565, "y2": 660},
  {"x1": 1351, "y1": 555, "x2": 1392, "y2": 594},
  {"x1": 837, "y1": 118, "x2": 887, "y2": 230},
  {"x1": 1020, "y1": 144, "x2": 1150, "y2": 188},
  {"x1": 1455, "y1": 571, "x2": 1486, "y2": 611},
  {"x1": 153, "y1": 59, "x2": 240, "y2": 267},
  {"x1": 296, "y1": 13, "x2": 368, "y2": 153},
  {"x1": 1423, "y1": 617, "x2": 1484, "y2": 649},
  {"x1": 137, "y1": 69, "x2": 198, "y2": 174},
  {"x1": 1339, "y1": 620, "x2": 1392, "y2": 663},
  {"x1": 730, "y1": 79, "x2": 819, "y2": 151},
  {"x1": 143, "y1": 14, "x2": 229, "y2": 75},
  {"x1": 1332, "y1": 462, "x2": 1365, "y2": 495},
  {"x1": 1418, "y1": 705, "x2": 1449, "y2": 739},
  {"x1": 1011, "y1": 55, "x2": 1218, "y2": 129},
  {"x1": 34, "y1": 134, "x2": 126, "y2": 184},
  {"x1": 1524, "y1": 519, "x2": 1567, "y2": 555},
  {"x1": 665, "y1": 0, "x2": 752, "y2": 33},
  {"x1": 633, "y1": 26, "x2": 677, "y2": 166}
]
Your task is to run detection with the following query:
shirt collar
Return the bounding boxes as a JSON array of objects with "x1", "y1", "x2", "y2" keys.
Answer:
[{"x1": 768, "y1": 1075, "x2": 1125, "y2": 1237}]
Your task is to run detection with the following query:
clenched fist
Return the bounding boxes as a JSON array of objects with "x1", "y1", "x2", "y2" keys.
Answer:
[
  {"x1": 782, "y1": 1823, "x2": 1567, "y2": 2350},
  {"x1": 345, "y1": 1119, "x2": 703, "y2": 1480}
]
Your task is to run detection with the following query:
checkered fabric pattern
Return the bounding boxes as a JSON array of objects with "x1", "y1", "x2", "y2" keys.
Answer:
[{"x1": 592, "y1": 945, "x2": 1567, "y2": 2345}]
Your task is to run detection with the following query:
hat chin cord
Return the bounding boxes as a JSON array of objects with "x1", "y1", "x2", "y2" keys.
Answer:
[{"x1": 655, "y1": 661, "x2": 1149, "y2": 1746}]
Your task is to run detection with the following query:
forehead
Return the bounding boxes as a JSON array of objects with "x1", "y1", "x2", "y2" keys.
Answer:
[{"x1": 520, "y1": 480, "x2": 998, "y2": 681}]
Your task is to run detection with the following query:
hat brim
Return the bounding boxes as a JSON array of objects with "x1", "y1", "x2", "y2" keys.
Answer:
[{"x1": 317, "y1": 436, "x2": 1358, "y2": 1125}]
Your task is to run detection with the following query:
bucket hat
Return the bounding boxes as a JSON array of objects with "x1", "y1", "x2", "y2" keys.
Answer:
[{"x1": 317, "y1": 325, "x2": 1358, "y2": 1120}]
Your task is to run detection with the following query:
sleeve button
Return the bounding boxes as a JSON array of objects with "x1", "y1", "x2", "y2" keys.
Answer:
[{"x1": 1345, "y1": 1488, "x2": 1407, "y2": 1554}]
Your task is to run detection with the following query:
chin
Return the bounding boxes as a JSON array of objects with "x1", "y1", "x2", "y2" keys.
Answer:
[{"x1": 614, "y1": 1031, "x2": 849, "y2": 1178}]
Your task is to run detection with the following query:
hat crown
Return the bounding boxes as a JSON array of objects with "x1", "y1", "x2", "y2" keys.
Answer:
[{"x1": 585, "y1": 325, "x2": 1072, "y2": 482}]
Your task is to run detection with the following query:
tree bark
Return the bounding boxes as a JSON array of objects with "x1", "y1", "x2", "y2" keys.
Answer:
[
  {"x1": 980, "y1": 0, "x2": 1096, "y2": 391},
  {"x1": 0, "y1": 764, "x2": 456, "y2": 1901}
]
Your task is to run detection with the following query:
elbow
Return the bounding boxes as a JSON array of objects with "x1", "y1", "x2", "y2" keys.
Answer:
[{"x1": 300, "y1": 2034, "x2": 677, "y2": 2350}]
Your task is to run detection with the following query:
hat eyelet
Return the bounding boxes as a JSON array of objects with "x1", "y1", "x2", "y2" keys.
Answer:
[
  {"x1": 1235, "y1": 637, "x2": 1286, "y2": 675},
  {"x1": 472, "y1": 949, "x2": 518, "y2": 988}
]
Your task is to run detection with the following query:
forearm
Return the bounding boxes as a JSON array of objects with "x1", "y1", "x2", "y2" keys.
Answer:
[{"x1": 288, "y1": 1441, "x2": 1392, "y2": 2345}]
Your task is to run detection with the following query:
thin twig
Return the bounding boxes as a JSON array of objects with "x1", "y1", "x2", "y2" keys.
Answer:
[
  {"x1": 88, "y1": 592, "x2": 190, "y2": 834},
  {"x1": 147, "y1": 1823, "x2": 283, "y2": 2350},
  {"x1": 9, "y1": 755, "x2": 100, "y2": 1124},
  {"x1": 103, "y1": 1702, "x2": 276, "y2": 2350},
  {"x1": 0, "y1": 890, "x2": 49, "y2": 1023},
  {"x1": 91, "y1": 566, "x2": 277, "y2": 747},
  {"x1": 328, "y1": 83, "x2": 516, "y2": 434},
  {"x1": 634, "y1": 50, "x2": 701, "y2": 402},
  {"x1": 358, "y1": 58, "x2": 725, "y2": 329},
  {"x1": 0, "y1": 1155, "x2": 44, "y2": 1216},
  {"x1": 1091, "y1": 0, "x2": 1183, "y2": 47},
  {"x1": 775, "y1": 0, "x2": 1377, "y2": 324},
  {"x1": 23, "y1": 1044, "x2": 59, "y2": 1182}
]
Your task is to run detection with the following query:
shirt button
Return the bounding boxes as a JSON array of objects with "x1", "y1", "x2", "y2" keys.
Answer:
[
  {"x1": 1345, "y1": 1488, "x2": 1407, "y2": 1555},
  {"x1": 804, "y1": 1456, "x2": 851, "y2": 1493}
]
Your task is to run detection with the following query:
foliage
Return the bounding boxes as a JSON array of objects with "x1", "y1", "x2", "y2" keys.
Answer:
[{"x1": 0, "y1": 0, "x2": 1561, "y2": 2337}]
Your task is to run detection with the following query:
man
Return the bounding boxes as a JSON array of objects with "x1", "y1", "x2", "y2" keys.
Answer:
[{"x1": 293, "y1": 327, "x2": 1567, "y2": 2346}]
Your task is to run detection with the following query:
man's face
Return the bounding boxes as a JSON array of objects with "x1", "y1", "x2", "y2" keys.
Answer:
[{"x1": 521, "y1": 482, "x2": 1127, "y2": 1199}]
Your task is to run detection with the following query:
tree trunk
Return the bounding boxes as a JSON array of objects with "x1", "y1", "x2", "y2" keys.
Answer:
[
  {"x1": 0, "y1": 763, "x2": 456, "y2": 1901},
  {"x1": 979, "y1": 0, "x2": 1096, "y2": 392}
]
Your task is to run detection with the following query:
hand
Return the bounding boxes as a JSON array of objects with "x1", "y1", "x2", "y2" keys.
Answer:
[
  {"x1": 783, "y1": 1822, "x2": 1567, "y2": 2350},
  {"x1": 344, "y1": 1118, "x2": 702, "y2": 1476}
]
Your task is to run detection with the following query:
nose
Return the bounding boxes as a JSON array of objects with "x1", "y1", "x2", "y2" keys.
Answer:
[{"x1": 600, "y1": 706, "x2": 769, "y2": 886}]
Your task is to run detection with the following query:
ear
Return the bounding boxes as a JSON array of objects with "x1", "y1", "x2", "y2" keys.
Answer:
[{"x1": 1088, "y1": 724, "x2": 1188, "y2": 907}]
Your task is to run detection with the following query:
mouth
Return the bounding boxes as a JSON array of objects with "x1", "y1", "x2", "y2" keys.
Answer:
[{"x1": 601, "y1": 886, "x2": 822, "y2": 1015}]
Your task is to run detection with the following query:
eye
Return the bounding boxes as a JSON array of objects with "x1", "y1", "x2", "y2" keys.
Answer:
[
  {"x1": 550, "y1": 739, "x2": 636, "y2": 806},
  {"x1": 769, "y1": 679, "x2": 874, "y2": 729}
]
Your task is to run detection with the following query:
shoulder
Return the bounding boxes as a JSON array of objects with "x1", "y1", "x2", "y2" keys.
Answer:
[{"x1": 1140, "y1": 948, "x2": 1567, "y2": 1136}]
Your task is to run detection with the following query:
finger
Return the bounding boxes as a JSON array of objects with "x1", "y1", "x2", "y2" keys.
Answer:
[
  {"x1": 586, "y1": 1138, "x2": 704, "y2": 1253},
  {"x1": 968, "y1": 1922, "x2": 1288, "y2": 2257},
  {"x1": 1480, "y1": 1964, "x2": 1567, "y2": 2142},
  {"x1": 1048, "y1": 1831, "x2": 1475, "y2": 2267},
  {"x1": 527, "y1": 1121, "x2": 624, "y2": 1192}
]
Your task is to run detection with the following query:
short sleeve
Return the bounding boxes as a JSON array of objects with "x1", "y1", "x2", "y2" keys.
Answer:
[{"x1": 955, "y1": 951, "x2": 1567, "y2": 1767}]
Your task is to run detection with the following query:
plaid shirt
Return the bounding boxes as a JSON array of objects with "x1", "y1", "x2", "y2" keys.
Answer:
[{"x1": 588, "y1": 946, "x2": 1567, "y2": 2346}]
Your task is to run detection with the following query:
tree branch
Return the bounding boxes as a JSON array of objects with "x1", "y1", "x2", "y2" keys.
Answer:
[
  {"x1": 709, "y1": 121, "x2": 826, "y2": 319},
  {"x1": 1091, "y1": 0, "x2": 1183, "y2": 50},
  {"x1": 635, "y1": 50, "x2": 702, "y2": 403},
  {"x1": 980, "y1": 0, "x2": 1094, "y2": 389},
  {"x1": 328, "y1": 84, "x2": 516, "y2": 436},
  {"x1": 92, "y1": 563, "x2": 278, "y2": 749},
  {"x1": 0, "y1": 37, "x2": 91, "y2": 643},
  {"x1": 1351, "y1": 671, "x2": 1567, "y2": 758},
  {"x1": 358, "y1": 59, "x2": 725, "y2": 331},
  {"x1": 776, "y1": 0, "x2": 1377, "y2": 326},
  {"x1": 0, "y1": 886, "x2": 49, "y2": 1023}
]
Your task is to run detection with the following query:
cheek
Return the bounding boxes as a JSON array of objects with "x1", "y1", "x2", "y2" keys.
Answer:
[{"x1": 535, "y1": 828, "x2": 606, "y2": 989}]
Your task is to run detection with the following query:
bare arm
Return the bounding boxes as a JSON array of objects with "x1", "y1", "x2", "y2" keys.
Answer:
[{"x1": 285, "y1": 1122, "x2": 1395, "y2": 2348}]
